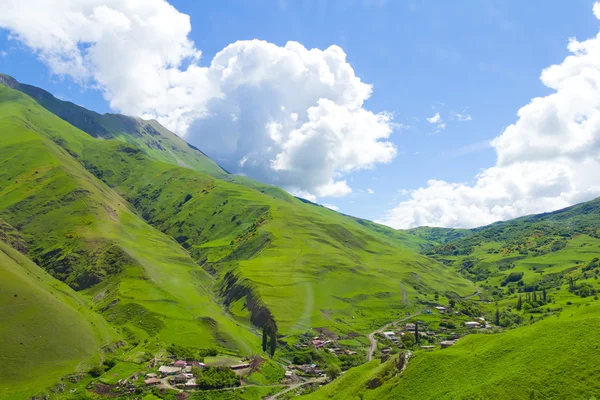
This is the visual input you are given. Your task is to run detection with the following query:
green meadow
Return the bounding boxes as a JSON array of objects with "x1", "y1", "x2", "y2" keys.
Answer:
[{"x1": 0, "y1": 228, "x2": 115, "y2": 399}]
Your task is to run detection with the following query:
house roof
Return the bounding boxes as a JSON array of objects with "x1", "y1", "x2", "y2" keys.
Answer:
[
  {"x1": 158, "y1": 366, "x2": 182, "y2": 373},
  {"x1": 144, "y1": 378, "x2": 161, "y2": 385}
]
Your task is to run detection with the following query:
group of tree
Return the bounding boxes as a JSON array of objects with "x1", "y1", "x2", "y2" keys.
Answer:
[
  {"x1": 262, "y1": 322, "x2": 278, "y2": 357},
  {"x1": 516, "y1": 288, "x2": 549, "y2": 311},
  {"x1": 568, "y1": 277, "x2": 597, "y2": 298},
  {"x1": 167, "y1": 344, "x2": 217, "y2": 361},
  {"x1": 190, "y1": 366, "x2": 240, "y2": 390}
]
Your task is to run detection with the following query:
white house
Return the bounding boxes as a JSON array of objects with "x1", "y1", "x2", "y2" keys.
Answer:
[{"x1": 465, "y1": 321, "x2": 481, "y2": 328}]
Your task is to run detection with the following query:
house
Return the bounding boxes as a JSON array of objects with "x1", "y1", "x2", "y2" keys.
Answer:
[
  {"x1": 435, "y1": 306, "x2": 447, "y2": 313},
  {"x1": 420, "y1": 345, "x2": 436, "y2": 350},
  {"x1": 382, "y1": 348, "x2": 391, "y2": 354},
  {"x1": 144, "y1": 378, "x2": 161, "y2": 385},
  {"x1": 172, "y1": 360, "x2": 187, "y2": 367},
  {"x1": 312, "y1": 339, "x2": 324, "y2": 348},
  {"x1": 185, "y1": 378, "x2": 198, "y2": 388},
  {"x1": 190, "y1": 361, "x2": 206, "y2": 368},
  {"x1": 171, "y1": 374, "x2": 189, "y2": 384},
  {"x1": 404, "y1": 323, "x2": 416, "y2": 331},
  {"x1": 158, "y1": 365, "x2": 182, "y2": 376},
  {"x1": 383, "y1": 331, "x2": 396, "y2": 338},
  {"x1": 465, "y1": 321, "x2": 481, "y2": 328},
  {"x1": 231, "y1": 363, "x2": 251, "y2": 370},
  {"x1": 441, "y1": 340, "x2": 456, "y2": 348},
  {"x1": 284, "y1": 370, "x2": 294, "y2": 378},
  {"x1": 145, "y1": 373, "x2": 157, "y2": 379}
]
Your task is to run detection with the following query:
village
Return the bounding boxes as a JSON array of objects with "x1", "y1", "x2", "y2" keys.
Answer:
[{"x1": 82, "y1": 301, "x2": 494, "y2": 398}]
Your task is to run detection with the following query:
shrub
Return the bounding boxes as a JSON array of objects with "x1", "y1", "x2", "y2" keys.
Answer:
[{"x1": 88, "y1": 366, "x2": 104, "y2": 377}]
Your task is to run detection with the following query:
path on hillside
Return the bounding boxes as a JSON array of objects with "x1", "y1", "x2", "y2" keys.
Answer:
[
  {"x1": 400, "y1": 282, "x2": 407, "y2": 304},
  {"x1": 367, "y1": 313, "x2": 420, "y2": 361},
  {"x1": 266, "y1": 376, "x2": 327, "y2": 400},
  {"x1": 462, "y1": 285, "x2": 482, "y2": 300}
]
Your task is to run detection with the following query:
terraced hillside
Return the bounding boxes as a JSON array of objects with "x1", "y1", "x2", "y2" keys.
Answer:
[
  {"x1": 0, "y1": 219, "x2": 116, "y2": 399},
  {"x1": 0, "y1": 79, "x2": 473, "y2": 350}
]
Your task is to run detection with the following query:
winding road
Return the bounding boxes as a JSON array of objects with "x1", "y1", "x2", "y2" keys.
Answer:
[
  {"x1": 367, "y1": 313, "x2": 420, "y2": 361},
  {"x1": 266, "y1": 376, "x2": 327, "y2": 400}
]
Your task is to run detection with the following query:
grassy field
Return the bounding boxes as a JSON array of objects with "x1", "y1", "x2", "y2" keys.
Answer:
[{"x1": 0, "y1": 237, "x2": 115, "y2": 399}]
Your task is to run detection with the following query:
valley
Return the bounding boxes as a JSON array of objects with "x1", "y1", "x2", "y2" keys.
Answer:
[{"x1": 1, "y1": 75, "x2": 600, "y2": 400}]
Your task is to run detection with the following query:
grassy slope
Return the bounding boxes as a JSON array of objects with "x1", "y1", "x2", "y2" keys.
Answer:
[
  {"x1": 304, "y1": 199, "x2": 600, "y2": 400},
  {"x1": 0, "y1": 82, "x2": 473, "y2": 343},
  {"x1": 305, "y1": 304, "x2": 600, "y2": 399},
  {"x1": 77, "y1": 136, "x2": 473, "y2": 336},
  {"x1": 0, "y1": 223, "x2": 115, "y2": 400},
  {"x1": 0, "y1": 85, "x2": 258, "y2": 353}
]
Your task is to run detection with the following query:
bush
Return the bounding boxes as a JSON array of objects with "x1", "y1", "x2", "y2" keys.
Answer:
[
  {"x1": 326, "y1": 364, "x2": 341, "y2": 380},
  {"x1": 501, "y1": 272, "x2": 524, "y2": 287},
  {"x1": 88, "y1": 366, "x2": 104, "y2": 377},
  {"x1": 166, "y1": 344, "x2": 217, "y2": 360},
  {"x1": 102, "y1": 358, "x2": 116, "y2": 370},
  {"x1": 194, "y1": 367, "x2": 240, "y2": 390}
]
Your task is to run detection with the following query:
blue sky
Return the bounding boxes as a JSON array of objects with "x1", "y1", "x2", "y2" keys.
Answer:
[{"x1": 1, "y1": 1, "x2": 600, "y2": 228}]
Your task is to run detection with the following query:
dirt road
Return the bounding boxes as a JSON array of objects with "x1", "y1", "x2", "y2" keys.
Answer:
[
  {"x1": 367, "y1": 313, "x2": 420, "y2": 361},
  {"x1": 266, "y1": 376, "x2": 327, "y2": 399}
]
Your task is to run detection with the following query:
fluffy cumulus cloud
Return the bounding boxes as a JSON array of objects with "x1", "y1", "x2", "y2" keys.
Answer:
[
  {"x1": 0, "y1": 0, "x2": 396, "y2": 200},
  {"x1": 381, "y1": 4, "x2": 600, "y2": 228}
]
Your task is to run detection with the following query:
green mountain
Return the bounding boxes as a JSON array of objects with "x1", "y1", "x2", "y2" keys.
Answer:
[
  {"x1": 0, "y1": 219, "x2": 116, "y2": 399},
  {"x1": 0, "y1": 77, "x2": 477, "y2": 397},
  {"x1": 0, "y1": 73, "x2": 228, "y2": 178},
  {"x1": 305, "y1": 199, "x2": 600, "y2": 399}
]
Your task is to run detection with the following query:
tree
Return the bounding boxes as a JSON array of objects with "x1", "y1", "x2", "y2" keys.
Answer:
[
  {"x1": 516, "y1": 295, "x2": 523, "y2": 311},
  {"x1": 542, "y1": 287, "x2": 547, "y2": 303},
  {"x1": 533, "y1": 291, "x2": 537, "y2": 303},
  {"x1": 262, "y1": 326, "x2": 268, "y2": 352},
  {"x1": 326, "y1": 364, "x2": 341, "y2": 380},
  {"x1": 414, "y1": 321, "x2": 419, "y2": 345},
  {"x1": 495, "y1": 308, "x2": 500, "y2": 326},
  {"x1": 449, "y1": 299, "x2": 456, "y2": 309},
  {"x1": 402, "y1": 332, "x2": 415, "y2": 347},
  {"x1": 269, "y1": 329, "x2": 277, "y2": 358}
]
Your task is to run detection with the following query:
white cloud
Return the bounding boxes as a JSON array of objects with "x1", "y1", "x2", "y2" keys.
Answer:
[
  {"x1": 0, "y1": 50, "x2": 6, "y2": 57},
  {"x1": 322, "y1": 203, "x2": 339, "y2": 211},
  {"x1": 380, "y1": 3, "x2": 600, "y2": 228},
  {"x1": 450, "y1": 111, "x2": 472, "y2": 121},
  {"x1": 0, "y1": 0, "x2": 397, "y2": 201},
  {"x1": 594, "y1": 1, "x2": 600, "y2": 19},
  {"x1": 367, "y1": 188, "x2": 375, "y2": 194},
  {"x1": 426, "y1": 112, "x2": 441, "y2": 124}
]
